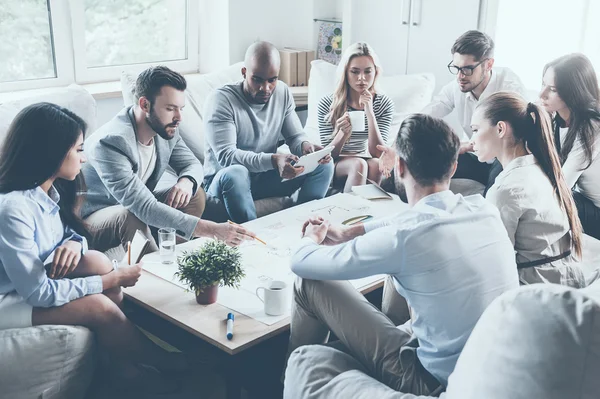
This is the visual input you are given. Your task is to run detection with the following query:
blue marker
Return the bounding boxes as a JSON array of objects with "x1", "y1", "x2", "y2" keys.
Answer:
[{"x1": 226, "y1": 313, "x2": 235, "y2": 340}]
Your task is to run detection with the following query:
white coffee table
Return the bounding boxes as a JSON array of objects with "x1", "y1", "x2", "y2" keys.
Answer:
[{"x1": 124, "y1": 193, "x2": 408, "y2": 354}]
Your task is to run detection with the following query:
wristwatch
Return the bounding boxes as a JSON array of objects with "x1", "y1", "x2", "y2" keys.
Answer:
[{"x1": 181, "y1": 175, "x2": 198, "y2": 194}]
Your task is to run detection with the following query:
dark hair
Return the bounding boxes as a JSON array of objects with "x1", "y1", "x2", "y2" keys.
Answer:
[
  {"x1": 478, "y1": 92, "x2": 583, "y2": 258},
  {"x1": 134, "y1": 66, "x2": 187, "y2": 104},
  {"x1": 543, "y1": 53, "x2": 600, "y2": 168},
  {"x1": 394, "y1": 114, "x2": 460, "y2": 185},
  {"x1": 0, "y1": 102, "x2": 89, "y2": 237},
  {"x1": 451, "y1": 30, "x2": 495, "y2": 61}
]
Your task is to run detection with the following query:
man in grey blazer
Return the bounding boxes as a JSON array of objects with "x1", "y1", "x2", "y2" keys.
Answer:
[{"x1": 82, "y1": 66, "x2": 251, "y2": 251}]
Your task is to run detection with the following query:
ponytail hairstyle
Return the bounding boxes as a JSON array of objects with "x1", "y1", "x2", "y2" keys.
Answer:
[
  {"x1": 478, "y1": 91, "x2": 582, "y2": 258},
  {"x1": 327, "y1": 42, "x2": 382, "y2": 138},
  {"x1": 543, "y1": 53, "x2": 600, "y2": 168}
]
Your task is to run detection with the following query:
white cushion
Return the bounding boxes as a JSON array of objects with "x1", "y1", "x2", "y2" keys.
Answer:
[
  {"x1": 445, "y1": 282, "x2": 600, "y2": 398},
  {"x1": 121, "y1": 63, "x2": 243, "y2": 163},
  {"x1": 0, "y1": 85, "x2": 97, "y2": 145},
  {"x1": 0, "y1": 325, "x2": 96, "y2": 399},
  {"x1": 305, "y1": 60, "x2": 435, "y2": 146}
]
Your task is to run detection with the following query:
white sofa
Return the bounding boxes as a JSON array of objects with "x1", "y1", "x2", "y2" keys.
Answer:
[
  {"x1": 121, "y1": 61, "x2": 438, "y2": 218},
  {"x1": 121, "y1": 60, "x2": 435, "y2": 221},
  {"x1": 286, "y1": 277, "x2": 600, "y2": 399},
  {"x1": 0, "y1": 85, "x2": 98, "y2": 399}
]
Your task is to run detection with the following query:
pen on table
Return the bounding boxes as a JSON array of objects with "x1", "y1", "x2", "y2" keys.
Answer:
[
  {"x1": 226, "y1": 312, "x2": 235, "y2": 340},
  {"x1": 227, "y1": 220, "x2": 267, "y2": 245},
  {"x1": 127, "y1": 241, "x2": 131, "y2": 265}
]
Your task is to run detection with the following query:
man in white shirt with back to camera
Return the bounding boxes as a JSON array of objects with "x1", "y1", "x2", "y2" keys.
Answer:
[
  {"x1": 422, "y1": 30, "x2": 526, "y2": 195},
  {"x1": 283, "y1": 114, "x2": 519, "y2": 398}
]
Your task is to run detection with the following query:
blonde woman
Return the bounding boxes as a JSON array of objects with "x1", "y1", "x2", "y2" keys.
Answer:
[{"x1": 318, "y1": 42, "x2": 394, "y2": 192}]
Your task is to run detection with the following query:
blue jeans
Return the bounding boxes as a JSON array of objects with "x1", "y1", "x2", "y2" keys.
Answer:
[{"x1": 206, "y1": 162, "x2": 334, "y2": 223}]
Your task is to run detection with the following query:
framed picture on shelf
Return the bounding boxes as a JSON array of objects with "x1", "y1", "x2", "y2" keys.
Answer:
[{"x1": 316, "y1": 20, "x2": 342, "y2": 65}]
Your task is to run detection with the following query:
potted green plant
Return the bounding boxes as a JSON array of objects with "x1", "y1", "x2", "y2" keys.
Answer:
[{"x1": 175, "y1": 240, "x2": 245, "y2": 305}]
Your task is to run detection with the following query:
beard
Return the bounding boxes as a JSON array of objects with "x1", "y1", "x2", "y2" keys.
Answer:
[
  {"x1": 146, "y1": 108, "x2": 177, "y2": 140},
  {"x1": 394, "y1": 175, "x2": 408, "y2": 203},
  {"x1": 459, "y1": 72, "x2": 486, "y2": 93}
]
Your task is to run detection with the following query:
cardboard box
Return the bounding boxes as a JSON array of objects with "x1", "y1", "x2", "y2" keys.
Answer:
[
  {"x1": 295, "y1": 51, "x2": 307, "y2": 86},
  {"x1": 279, "y1": 49, "x2": 298, "y2": 86},
  {"x1": 284, "y1": 47, "x2": 316, "y2": 87}
]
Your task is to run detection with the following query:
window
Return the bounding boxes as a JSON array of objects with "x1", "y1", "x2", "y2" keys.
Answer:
[
  {"x1": 0, "y1": 0, "x2": 56, "y2": 83},
  {"x1": 70, "y1": 0, "x2": 198, "y2": 83},
  {"x1": 487, "y1": 0, "x2": 595, "y2": 91},
  {"x1": 0, "y1": 0, "x2": 199, "y2": 91}
]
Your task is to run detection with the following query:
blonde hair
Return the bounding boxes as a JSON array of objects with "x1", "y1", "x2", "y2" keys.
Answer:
[{"x1": 327, "y1": 42, "x2": 382, "y2": 137}]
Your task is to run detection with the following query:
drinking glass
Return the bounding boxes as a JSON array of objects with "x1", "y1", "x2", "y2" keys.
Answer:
[{"x1": 158, "y1": 228, "x2": 176, "y2": 264}]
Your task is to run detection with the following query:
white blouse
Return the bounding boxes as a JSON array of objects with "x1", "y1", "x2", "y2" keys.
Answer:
[
  {"x1": 487, "y1": 154, "x2": 585, "y2": 287},
  {"x1": 560, "y1": 127, "x2": 600, "y2": 208}
]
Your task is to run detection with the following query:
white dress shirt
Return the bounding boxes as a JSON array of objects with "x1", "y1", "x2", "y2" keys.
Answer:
[
  {"x1": 422, "y1": 67, "x2": 526, "y2": 140},
  {"x1": 0, "y1": 186, "x2": 101, "y2": 307},
  {"x1": 487, "y1": 154, "x2": 585, "y2": 287},
  {"x1": 290, "y1": 191, "x2": 519, "y2": 387},
  {"x1": 560, "y1": 127, "x2": 600, "y2": 208}
]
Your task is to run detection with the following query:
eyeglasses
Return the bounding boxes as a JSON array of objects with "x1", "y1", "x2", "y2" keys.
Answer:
[{"x1": 447, "y1": 58, "x2": 488, "y2": 76}]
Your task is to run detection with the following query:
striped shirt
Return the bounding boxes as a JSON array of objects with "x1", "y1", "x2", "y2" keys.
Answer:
[{"x1": 318, "y1": 93, "x2": 394, "y2": 154}]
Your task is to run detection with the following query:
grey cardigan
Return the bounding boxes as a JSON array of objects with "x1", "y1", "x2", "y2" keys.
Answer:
[{"x1": 81, "y1": 106, "x2": 204, "y2": 239}]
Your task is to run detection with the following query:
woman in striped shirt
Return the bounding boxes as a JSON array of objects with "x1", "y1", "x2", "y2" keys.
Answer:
[{"x1": 318, "y1": 42, "x2": 394, "y2": 192}]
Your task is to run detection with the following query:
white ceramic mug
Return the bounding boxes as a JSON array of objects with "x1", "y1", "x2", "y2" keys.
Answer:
[
  {"x1": 349, "y1": 110, "x2": 366, "y2": 132},
  {"x1": 256, "y1": 280, "x2": 288, "y2": 316}
]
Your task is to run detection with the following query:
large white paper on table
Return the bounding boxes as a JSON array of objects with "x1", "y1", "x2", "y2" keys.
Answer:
[{"x1": 142, "y1": 194, "x2": 406, "y2": 325}]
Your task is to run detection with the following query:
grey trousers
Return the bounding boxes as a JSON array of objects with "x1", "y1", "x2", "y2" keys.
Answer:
[
  {"x1": 285, "y1": 277, "x2": 442, "y2": 398},
  {"x1": 285, "y1": 345, "x2": 440, "y2": 399},
  {"x1": 84, "y1": 188, "x2": 206, "y2": 253}
]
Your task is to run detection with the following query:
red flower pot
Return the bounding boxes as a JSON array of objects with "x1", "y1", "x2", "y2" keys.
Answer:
[{"x1": 195, "y1": 284, "x2": 219, "y2": 305}]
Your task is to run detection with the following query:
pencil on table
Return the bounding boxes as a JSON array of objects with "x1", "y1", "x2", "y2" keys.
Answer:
[
  {"x1": 357, "y1": 171, "x2": 387, "y2": 188},
  {"x1": 227, "y1": 220, "x2": 267, "y2": 245},
  {"x1": 127, "y1": 241, "x2": 131, "y2": 265}
]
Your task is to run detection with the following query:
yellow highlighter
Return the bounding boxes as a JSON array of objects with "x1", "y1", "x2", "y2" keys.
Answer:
[{"x1": 342, "y1": 215, "x2": 373, "y2": 226}]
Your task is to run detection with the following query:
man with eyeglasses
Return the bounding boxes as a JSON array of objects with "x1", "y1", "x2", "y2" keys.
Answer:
[{"x1": 422, "y1": 30, "x2": 526, "y2": 194}]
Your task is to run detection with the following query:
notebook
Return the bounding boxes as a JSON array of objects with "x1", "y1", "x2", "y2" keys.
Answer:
[{"x1": 125, "y1": 230, "x2": 152, "y2": 265}]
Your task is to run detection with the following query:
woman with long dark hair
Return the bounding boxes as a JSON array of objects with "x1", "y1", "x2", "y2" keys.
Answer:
[
  {"x1": 0, "y1": 103, "x2": 184, "y2": 392},
  {"x1": 540, "y1": 53, "x2": 600, "y2": 239},
  {"x1": 470, "y1": 92, "x2": 585, "y2": 287}
]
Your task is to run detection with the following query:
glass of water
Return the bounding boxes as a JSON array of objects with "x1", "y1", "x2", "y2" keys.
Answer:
[{"x1": 158, "y1": 228, "x2": 176, "y2": 264}]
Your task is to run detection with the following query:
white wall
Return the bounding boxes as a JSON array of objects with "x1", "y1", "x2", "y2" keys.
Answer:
[
  {"x1": 227, "y1": 0, "x2": 315, "y2": 63},
  {"x1": 198, "y1": 0, "x2": 230, "y2": 73},
  {"x1": 198, "y1": 0, "x2": 342, "y2": 70}
]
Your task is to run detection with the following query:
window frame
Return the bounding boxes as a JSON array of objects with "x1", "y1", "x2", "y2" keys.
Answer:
[
  {"x1": 68, "y1": 0, "x2": 199, "y2": 84},
  {"x1": 0, "y1": 0, "x2": 74, "y2": 92},
  {"x1": 0, "y1": 0, "x2": 200, "y2": 93}
]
